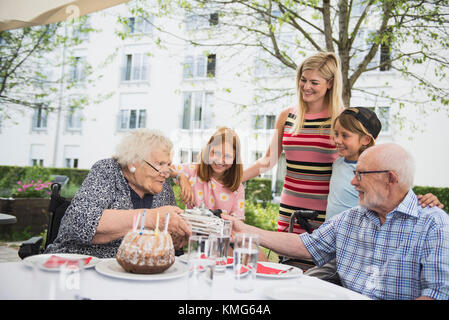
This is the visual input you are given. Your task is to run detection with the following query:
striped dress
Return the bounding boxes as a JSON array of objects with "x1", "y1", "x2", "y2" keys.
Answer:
[{"x1": 278, "y1": 107, "x2": 338, "y2": 235}]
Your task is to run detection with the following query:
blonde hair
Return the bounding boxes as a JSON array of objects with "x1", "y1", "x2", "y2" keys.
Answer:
[
  {"x1": 113, "y1": 129, "x2": 173, "y2": 167},
  {"x1": 334, "y1": 113, "x2": 375, "y2": 155},
  {"x1": 197, "y1": 127, "x2": 243, "y2": 192},
  {"x1": 291, "y1": 52, "x2": 344, "y2": 135}
]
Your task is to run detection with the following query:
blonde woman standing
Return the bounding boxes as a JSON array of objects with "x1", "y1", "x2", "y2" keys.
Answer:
[{"x1": 243, "y1": 52, "x2": 344, "y2": 263}]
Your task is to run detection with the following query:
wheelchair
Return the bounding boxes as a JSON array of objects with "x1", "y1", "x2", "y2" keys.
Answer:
[
  {"x1": 281, "y1": 209, "x2": 341, "y2": 285},
  {"x1": 18, "y1": 182, "x2": 70, "y2": 259}
]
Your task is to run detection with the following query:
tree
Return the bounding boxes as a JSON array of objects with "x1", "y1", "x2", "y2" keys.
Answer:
[
  {"x1": 0, "y1": 17, "x2": 97, "y2": 124},
  {"x1": 126, "y1": 0, "x2": 449, "y2": 119}
]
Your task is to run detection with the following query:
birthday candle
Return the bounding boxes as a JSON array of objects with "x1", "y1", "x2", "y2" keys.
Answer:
[
  {"x1": 155, "y1": 212, "x2": 159, "y2": 236},
  {"x1": 132, "y1": 212, "x2": 137, "y2": 231},
  {"x1": 140, "y1": 210, "x2": 146, "y2": 235},
  {"x1": 134, "y1": 212, "x2": 141, "y2": 232},
  {"x1": 164, "y1": 212, "x2": 170, "y2": 233}
]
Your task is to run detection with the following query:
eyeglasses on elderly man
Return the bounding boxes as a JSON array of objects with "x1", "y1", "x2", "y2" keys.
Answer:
[{"x1": 352, "y1": 170, "x2": 390, "y2": 181}]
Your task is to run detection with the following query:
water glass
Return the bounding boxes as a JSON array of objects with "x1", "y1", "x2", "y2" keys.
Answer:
[
  {"x1": 187, "y1": 235, "x2": 218, "y2": 299},
  {"x1": 233, "y1": 233, "x2": 259, "y2": 293},
  {"x1": 32, "y1": 258, "x2": 85, "y2": 300},
  {"x1": 213, "y1": 220, "x2": 232, "y2": 272}
]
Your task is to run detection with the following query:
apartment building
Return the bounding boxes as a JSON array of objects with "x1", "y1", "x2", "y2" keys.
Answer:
[{"x1": 0, "y1": 3, "x2": 448, "y2": 189}]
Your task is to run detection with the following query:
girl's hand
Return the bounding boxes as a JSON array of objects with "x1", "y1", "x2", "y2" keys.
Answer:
[
  {"x1": 417, "y1": 193, "x2": 444, "y2": 209},
  {"x1": 178, "y1": 174, "x2": 195, "y2": 207}
]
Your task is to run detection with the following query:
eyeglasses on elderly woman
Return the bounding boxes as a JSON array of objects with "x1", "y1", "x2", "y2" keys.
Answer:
[{"x1": 143, "y1": 159, "x2": 172, "y2": 178}]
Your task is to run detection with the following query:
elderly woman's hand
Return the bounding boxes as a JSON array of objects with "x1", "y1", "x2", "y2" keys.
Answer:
[{"x1": 156, "y1": 205, "x2": 192, "y2": 249}]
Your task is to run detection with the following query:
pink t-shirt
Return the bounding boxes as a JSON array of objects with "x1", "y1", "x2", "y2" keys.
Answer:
[{"x1": 176, "y1": 163, "x2": 245, "y2": 219}]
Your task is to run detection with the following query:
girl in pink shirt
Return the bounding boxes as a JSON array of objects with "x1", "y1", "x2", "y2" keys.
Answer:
[{"x1": 174, "y1": 127, "x2": 245, "y2": 219}]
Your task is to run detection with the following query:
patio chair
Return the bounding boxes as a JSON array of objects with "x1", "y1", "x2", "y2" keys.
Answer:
[{"x1": 17, "y1": 182, "x2": 70, "y2": 259}]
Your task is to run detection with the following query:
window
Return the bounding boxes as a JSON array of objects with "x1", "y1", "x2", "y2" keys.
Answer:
[
  {"x1": 186, "y1": 12, "x2": 219, "y2": 30},
  {"x1": 180, "y1": 150, "x2": 189, "y2": 163},
  {"x1": 30, "y1": 144, "x2": 45, "y2": 166},
  {"x1": 181, "y1": 92, "x2": 213, "y2": 130},
  {"x1": 118, "y1": 109, "x2": 147, "y2": 130},
  {"x1": 380, "y1": 43, "x2": 391, "y2": 71},
  {"x1": 122, "y1": 53, "x2": 150, "y2": 82},
  {"x1": 32, "y1": 104, "x2": 48, "y2": 130},
  {"x1": 127, "y1": 17, "x2": 153, "y2": 35},
  {"x1": 191, "y1": 151, "x2": 200, "y2": 162},
  {"x1": 183, "y1": 54, "x2": 216, "y2": 79},
  {"x1": 351, "y1": 29, "x2": 392, "y2": 72},
  {"x1": 252, "y1": 115, "x2": 276, "y2": 130},
  {"x1": 66, "y1": 108, "x2": 82, "y2": 132},
  {"x1": 64, "y1": 145, "x2": 80, "y2": 168},
  {"x1": 71, "y1": 56, "x2": 86, "y2": 82}
]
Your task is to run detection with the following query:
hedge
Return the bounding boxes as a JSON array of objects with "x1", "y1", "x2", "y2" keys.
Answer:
[
  {"x1": 1, "y1": 165, "x2": 447, "y2": 210},
  {"x1": 244, "y1": 178, "x2": 273, "y2": 202},
  {"x1": 413, "y1": 186, "x2": 449, "y2": 210},
  {"x1": 0, "y1": 165, "x2": 89, "y2": 197}
]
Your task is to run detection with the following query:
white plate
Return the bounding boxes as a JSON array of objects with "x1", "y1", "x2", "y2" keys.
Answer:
[
  {"x1": 23, "y1": 253, "x2": 100, "y2": 271},
  {"x1": 256, "y1": 262, "x2": 303, "y2": 279},
  {"x1": 263, "y1": 284, "x2": 344, "y2": 300},
  {"x1": 177, "y1": 254, "x2": 234, "y2": 268},
  {"x1": 95, "y1": 258, "x2": 188, "y2": 281}
]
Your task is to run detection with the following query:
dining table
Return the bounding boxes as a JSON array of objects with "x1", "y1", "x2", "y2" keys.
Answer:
[
  {"x1": 0, "y1": 213, "x2": 17, "y2": 225},
  {"x1": 0, "y1": 255, "x2": 370, "y2": 301}
]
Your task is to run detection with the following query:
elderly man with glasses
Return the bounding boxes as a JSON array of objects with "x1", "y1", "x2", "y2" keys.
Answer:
[
  {"x1": 46, "y1": 129, "x2": 192, "y2": 258},
  {"x1": 224, "y1": 143, "x2": 449, "y2": 300}
]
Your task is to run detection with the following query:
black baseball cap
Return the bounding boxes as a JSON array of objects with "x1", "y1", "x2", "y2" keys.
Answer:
[{"x1": 341, "y1": 107, "x2": 382, "y2": 139}]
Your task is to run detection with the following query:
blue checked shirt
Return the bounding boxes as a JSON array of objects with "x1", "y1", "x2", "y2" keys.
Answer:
[{"x1": 300, "y1": 190, "x2": 449, "y2": 300}]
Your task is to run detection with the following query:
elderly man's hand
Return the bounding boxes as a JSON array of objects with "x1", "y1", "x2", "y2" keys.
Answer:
[
  {"x1": 221, "y1": 213, "x2": 250, "y2": 242},
  {"x1": 157, "y1": 206, "x2": 192, "y2": 249}
]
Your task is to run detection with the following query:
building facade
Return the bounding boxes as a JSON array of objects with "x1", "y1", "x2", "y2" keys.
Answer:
[{"x1": 0, "y1": 3, "x2": 448, "y2": 190}]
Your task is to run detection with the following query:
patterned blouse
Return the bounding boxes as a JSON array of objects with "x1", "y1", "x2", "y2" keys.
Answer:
[
  {"x1": 45, "y1": 158, "x2": 177, "y2": 258},
  {"x1": 176, "y1": 163, "x2": 245, "y2": 219}
]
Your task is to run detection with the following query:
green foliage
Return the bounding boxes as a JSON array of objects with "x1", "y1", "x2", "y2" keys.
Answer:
[
  {"x1": 244, "y1": 201, "x2": 279, "y2": 231},
  {"x1": 0, "y1": 165, "x2": 89, "y2": 198},
  {"x1": 413, "y1": 186, "x2": 449, "y2": 211},
  {"x1": 172, "y1": 184, "x2": 186, "y2": 210},
  {"x1": 244, "y1": 178, "x2": 273, "y2": 202}
]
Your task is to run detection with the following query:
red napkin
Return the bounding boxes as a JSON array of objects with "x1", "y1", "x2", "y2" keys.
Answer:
[
  {"x1": 216, "y1": 257, "x2": 234, "y2": 266},
  {"x1": 43, "y1": 255, "x2": 92, "y2": 269},
  {"x1": 237, "y1": 263, "x2": 285, "y2": 275},
  {"x1": 256, "y1": 263, "x2": 284, "y2": 274}
]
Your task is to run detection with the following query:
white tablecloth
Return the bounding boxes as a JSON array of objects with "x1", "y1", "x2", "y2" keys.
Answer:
[{"x1": 0, "y1": 259, "x2": 370, "y2": 300}]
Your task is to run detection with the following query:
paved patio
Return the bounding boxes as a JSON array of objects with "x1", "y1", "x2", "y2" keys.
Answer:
[{"x1": 0, "y1": 242, "x2": 21, "y2": 262}]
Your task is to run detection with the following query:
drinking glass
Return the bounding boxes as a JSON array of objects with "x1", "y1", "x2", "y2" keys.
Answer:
[
  {"x1": 233, "y1": 233, "x2": 259, "y2": 293},
  {"x1": 32, "y1": 258, "x2": 85, "y2": 300},
  {"x1": 187, "y1": 235, "x2": 218, "y2": 299},
  {"x1": 213, "y1": 220, "x2": 232, "y2": 272}
]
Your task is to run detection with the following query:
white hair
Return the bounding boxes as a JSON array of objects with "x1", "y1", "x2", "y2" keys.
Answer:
[
  {"x1": 113, "y1": 129, "x2": 173, "y2": 167},
  {"x1": 362, "y1": 143, "x2": 415, "y2": 190}
]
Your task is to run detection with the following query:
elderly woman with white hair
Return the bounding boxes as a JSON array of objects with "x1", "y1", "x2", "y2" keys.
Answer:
[{"x1": 45, "y1": 129, "x2": 192, "y2": 258}]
